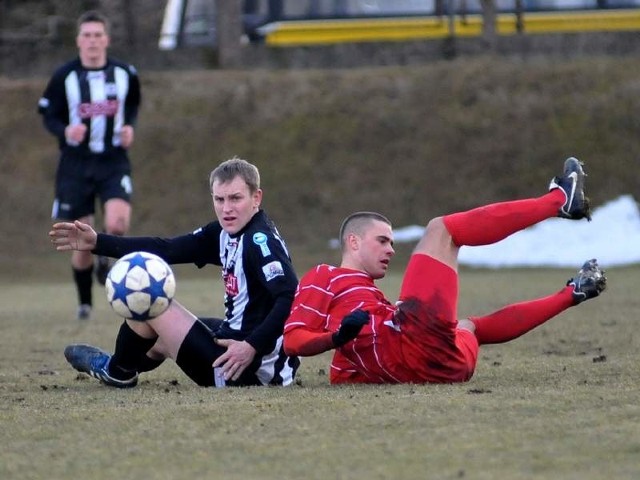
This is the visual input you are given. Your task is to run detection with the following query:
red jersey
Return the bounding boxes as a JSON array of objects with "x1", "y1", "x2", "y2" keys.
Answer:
[
  {"x1": 284, "y1": 257, "x2": 479, "y2": 384},
  {"x1": 284, "y1": 264, "x2": 404, "y2": 383}
]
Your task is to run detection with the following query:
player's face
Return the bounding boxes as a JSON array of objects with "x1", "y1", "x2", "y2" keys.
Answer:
[
  {"x1": 351, "y1": 220, "x2": 395, "y2": 279},
  {"x1": 76, "y1": 21, "x2": 110, "y2": 67},
  {"x1": 211, "y1": 176, "x2": 262, "y2": 235}
]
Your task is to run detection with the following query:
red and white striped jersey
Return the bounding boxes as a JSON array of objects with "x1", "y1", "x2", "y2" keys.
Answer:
[{"x1": 284, "y1": 264, "x2": 402, "y2": 383}]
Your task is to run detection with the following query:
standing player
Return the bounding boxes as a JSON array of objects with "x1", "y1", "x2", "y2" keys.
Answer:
[
  {"x1": 283, "y1": 157, "x2": 607, "y2": 384},
  {"x1": 38, "y1": 11, "x2": 141, "y2": 320},
  {"x1": 50, "y1": 158, "x2": 300, "y2": 389}
]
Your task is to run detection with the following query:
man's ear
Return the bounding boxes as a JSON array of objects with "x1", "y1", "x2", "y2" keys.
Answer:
[
  {"x1": 348, "y1": 233, "x2": 360, "y2": 251},
  {"x1": 253, "y1": 188, "x2": 263, "y2": 208}
]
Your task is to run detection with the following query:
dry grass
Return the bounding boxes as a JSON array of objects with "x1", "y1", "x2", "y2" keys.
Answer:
[
  {"x1": 2, "y1": 265, "x2": 639, "y2": 480},
  {"x1": 3, "y1": 53, "x2": 640, "y2": 479}
]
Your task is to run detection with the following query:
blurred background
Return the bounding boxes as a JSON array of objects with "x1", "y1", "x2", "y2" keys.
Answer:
[
  {"x1": 3, "y1": 0, "x2": 640, "y2": 73},
  {"x1": 1, "y1": 0, "x2": 639, "y2": 277}
]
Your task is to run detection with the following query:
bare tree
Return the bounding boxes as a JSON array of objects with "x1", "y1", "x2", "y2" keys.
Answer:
[
  {"x1": 216, "y1": 0, "x2": 243, "y2": 67},
  {"x1": 514, "y1": 0, "x2": 524, "y2": 34},
  {"x1": 479, "y1": 0, "x2": 497, "y2": 48},
  {"x1": 122, "y1": 0, "x2": 136, "y2": 49}
]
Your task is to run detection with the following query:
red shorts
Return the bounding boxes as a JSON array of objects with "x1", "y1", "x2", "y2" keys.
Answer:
[{"x1": 387, "y1": 254, "x2": 479, "y2": 383}]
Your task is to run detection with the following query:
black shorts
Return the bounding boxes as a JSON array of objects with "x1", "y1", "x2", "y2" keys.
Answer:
[
  {"x1": 175, "y1": 318, "x2": 263, "y2": 388},
  {"x1": 51, "y1": 149, "x2": 132, "y2": 220}
]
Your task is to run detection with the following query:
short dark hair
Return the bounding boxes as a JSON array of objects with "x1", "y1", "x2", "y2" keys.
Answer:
[
  {"x1": 77, "y1": 10, "x2": 110, "y2": 34},
  {"x1": 209, "y1": 157, "x2": 261, "y2": 193},
  {"x1": 339, "y1": 212, "x2": 392, "y2": 249}
]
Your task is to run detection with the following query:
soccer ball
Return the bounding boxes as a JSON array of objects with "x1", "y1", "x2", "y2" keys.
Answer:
[{"x1": 105, "y1": 251, "x2": 176, "y2": 321}]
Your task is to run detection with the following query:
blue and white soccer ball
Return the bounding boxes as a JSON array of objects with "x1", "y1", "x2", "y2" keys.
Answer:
[{"x1": 105, "y1": 251, "x2": 176, "y2": 321}]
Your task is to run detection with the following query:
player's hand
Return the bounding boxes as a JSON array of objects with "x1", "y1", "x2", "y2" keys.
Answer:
[
  {"x1": 65, "y1": 124, "x2": 87, "y2": 144},
  {"x1": 120, "y1": 125, "x2": 134, "y2": 148},
  {"x1": 212, "y1": 339, "x2": 257, "y2": 382},
  {"x1": 332, "y1": 309, "x2": 370, "y2": 347},
  {"x1": 49, "y1": 220, "x2": 97, "y2": 251}
]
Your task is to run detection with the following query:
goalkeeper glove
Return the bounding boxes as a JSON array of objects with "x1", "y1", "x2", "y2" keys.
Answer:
[{"x1": 332, "y1": 310, "x2": 370, "y2": 347}]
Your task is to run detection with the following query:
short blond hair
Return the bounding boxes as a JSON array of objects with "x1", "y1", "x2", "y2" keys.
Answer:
[{"x1": 209, "y1": 157, "x2": 261, "y2": 193}]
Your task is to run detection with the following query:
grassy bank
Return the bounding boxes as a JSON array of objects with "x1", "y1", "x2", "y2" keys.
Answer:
[{"x1": 2, "y1": 56, "x2": 639, "y2": 275}]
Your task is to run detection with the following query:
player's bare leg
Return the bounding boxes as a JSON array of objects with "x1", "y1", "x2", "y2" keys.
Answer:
[{"x1": 96, "y1": 198, "x2": 131, "y2": 285}]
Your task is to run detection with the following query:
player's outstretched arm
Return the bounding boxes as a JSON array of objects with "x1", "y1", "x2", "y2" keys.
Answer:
[
  {"x1": 49, "y1": 220, "x2": 97, "y2": 251},
  {"x1": 284, "y1": 310, "x2": 371, "y2": 357}
]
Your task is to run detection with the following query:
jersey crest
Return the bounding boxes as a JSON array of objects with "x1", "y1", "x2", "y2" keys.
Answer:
[{"x1": 253, "y1": 231, "x2": 271, "y2": 257}]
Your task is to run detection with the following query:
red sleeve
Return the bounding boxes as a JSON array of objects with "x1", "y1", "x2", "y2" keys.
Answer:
[
  {"x1": 284, "y1": 328, "x2": 335, "y2": 357},
  {"x1": 284, "y1": 266, "x2": 336, "y2": 357}
]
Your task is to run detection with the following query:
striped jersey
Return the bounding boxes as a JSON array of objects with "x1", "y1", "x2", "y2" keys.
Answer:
[
  {"x1": 95, "y1": 210, "x2": 300, "y2": 386},
  {"x1": 38, "y1": 57, "x2": 141, "y2": 154},
  {"x1": 284, "y1": 264, "x2": 401, "y2": 383}
]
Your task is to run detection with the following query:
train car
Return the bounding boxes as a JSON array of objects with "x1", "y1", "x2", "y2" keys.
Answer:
[{"x1": 159, "y1": 0, "x2": 640, "y2": 49}]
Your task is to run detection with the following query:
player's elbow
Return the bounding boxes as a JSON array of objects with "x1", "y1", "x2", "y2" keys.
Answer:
[{"x1": 283, "y1": 328, "x2": 334, "y2": 357}]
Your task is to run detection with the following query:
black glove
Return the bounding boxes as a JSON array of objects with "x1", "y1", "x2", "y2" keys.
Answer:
[{"x1": 332, "y1": 310, "x2": 370, "y2": 347}]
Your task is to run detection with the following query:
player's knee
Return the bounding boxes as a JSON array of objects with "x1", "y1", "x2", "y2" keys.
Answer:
[
  {"x1": 457, "y1": 318, "x2": 476, "y2": 333},
  {"x1": 104, "y1": 199, "x2": 131, "y2": 235},
  {"x1": 105, "y1": 216, "x2": 129, "y2": 236},
  {"x1": 147, "y1": 340, "x2": 169, "y2": 360},
  {"x1": 425, "y1": 216, "x2": 448, "y2": 238},
  {"x1": 415, "y1": 216, "x2": 456, "y2": 260}
]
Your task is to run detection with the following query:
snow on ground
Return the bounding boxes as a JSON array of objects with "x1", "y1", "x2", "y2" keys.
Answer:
[{"x1": 389, "y1": 195, "x2": 640, "y2": 268}]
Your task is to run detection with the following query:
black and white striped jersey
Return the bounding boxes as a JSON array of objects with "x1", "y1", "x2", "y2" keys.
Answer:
[
  {"x1": 38, "y1": 57, "x2": 141, "y2": 154},
  {"x1": 94, "y1": 210, "x2": 300, "y2": 385}
]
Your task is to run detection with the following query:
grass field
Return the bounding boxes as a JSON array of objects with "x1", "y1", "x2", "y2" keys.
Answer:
[
  {"x1": 4, "y1": 44, "x2": 640, "y2": 480},
  {"x1": 2, "y1": 264, "x2": 639, "y2": 480}
]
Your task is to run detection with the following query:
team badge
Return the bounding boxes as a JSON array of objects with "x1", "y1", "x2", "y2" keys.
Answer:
[
  {"x1": 253, "y1": 232, "x2": 271, "y2": 257},
  {"x1": 262, "y1": 261, "x2": 284, "y2": 281},
  {"x1": 105, "y1": 82, "x2": 118, "y2": 96}
]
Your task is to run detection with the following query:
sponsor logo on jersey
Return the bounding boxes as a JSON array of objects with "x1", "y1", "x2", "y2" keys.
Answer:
[
  {"x1": 262, "y1": 261, "x2": 284, "y2": 282},
  {"x1": 224, "y1": 272, "x2": 239, "y2": 296},
  {"x1": 253, "y1": 232, "x2": 271, "y2": 257},
  {"x1": 87, "y1": 71, "x2": 106, "y2": 81},
  {"x1": 78, "y1": 99, "x2": 119, "y2": 118}
]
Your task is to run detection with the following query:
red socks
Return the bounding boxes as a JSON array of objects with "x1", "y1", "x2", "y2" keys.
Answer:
[
  {"x1": 443, "y1": 190, "x2": 573, "y2": 344},
  {"x1": 470, "y1": 286, "x2": 574, "y2": 345},
  {"x1": 443, "y1": 189, "x2": 565, "y2": 246}
]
